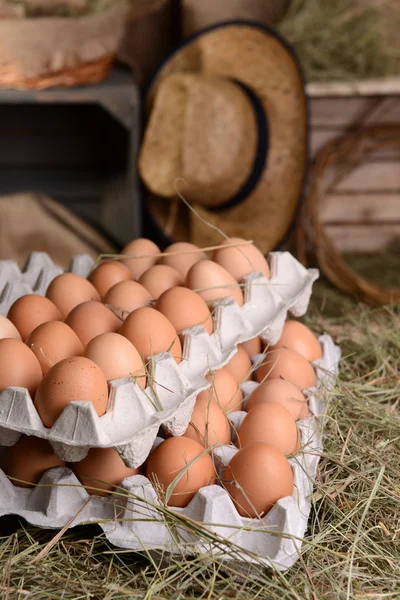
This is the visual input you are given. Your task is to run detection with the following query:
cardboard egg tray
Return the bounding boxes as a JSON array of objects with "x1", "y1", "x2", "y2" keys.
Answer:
[
  {"x1": 0, "y1": 335, "x2": 341, "y2": 572},
  {"x1": 0, "y1": 251, "x2": 319, "y2": 468}
]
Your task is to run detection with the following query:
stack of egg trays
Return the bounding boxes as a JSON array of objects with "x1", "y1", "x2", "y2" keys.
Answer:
[{"x1": 0, "y1": 250, "x2": 341, "y2": 570}]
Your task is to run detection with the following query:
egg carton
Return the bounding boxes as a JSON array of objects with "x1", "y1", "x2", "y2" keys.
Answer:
[
  {"x1": 0, "y1": 335, "x2": 341, "y2": 572},
  {"x1": 0, "y1": 251, "x2": 319, "y2": 468},
  {"x1": 0, "y1": 252, "x2": 94, "y2": 315}
]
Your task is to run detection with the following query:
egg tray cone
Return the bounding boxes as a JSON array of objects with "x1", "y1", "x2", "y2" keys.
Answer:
[
  {"x1": 0, "y1": 251, "x2": 319, "y2": 468},
  {"x1": 0, "y1": 336, "x2": 341, "y2": 572}
]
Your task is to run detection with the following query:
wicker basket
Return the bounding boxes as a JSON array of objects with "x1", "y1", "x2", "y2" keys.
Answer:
[{"x1": 0, "y1": 3, "x2": 127, "y2": 90}]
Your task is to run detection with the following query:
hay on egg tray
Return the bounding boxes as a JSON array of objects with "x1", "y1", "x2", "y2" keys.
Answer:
[{"x1": 0, "y1": 281, "x2": 399, "y2": 598}]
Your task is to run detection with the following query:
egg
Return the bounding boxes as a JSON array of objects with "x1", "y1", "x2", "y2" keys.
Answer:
[
  {"x1": 65, "y1": 301, "x2": 121, "y2": 347},
  {"x1": 121, "y1": 238, "x2": 160, "y2": 279},
  {"x1": 199, "y1": 368, "x2": 243, "y2": 412},
  {"x1": 236, "y1": 403, "x2": 299, "y2": 455},
  {"x1": 88, "y1": 261, "x2": 132, "y2": 296},
  {"x1": 138, "y1": 265, "x2": 182, "y2": 299},
  {"x1": 247, "y1": 379, "x2": 308, "y2": 420},
  {"x1": 183, "y1": 394, "x2": 231, "y2": 448},
  {"x1": 146, "y1": 436, "x2": 216, "y2": 507},
  {"x1": 213, "y1": 238, "x2": 270, "y2": 281},
  {"x1": 240, "y1": 336, "x2": 262, "y2": 357},
  {"x1": 46, "y1": 273, "x2": 101, "y2": 319},
  {"x1": 7, "y1": 294, "x2": 62, "y2": 341},
  {"x1": 158, "y1": 242, "x2": 207, "y2": 279},
  {"x1": 85, "y1": 332, "x2": 146, "y2": 387},
  {"x1": 119, "y1": 306, "x2": 182, "y2": 364},
  {"x1": 256, "y1": 348, "x2": 317, "y2": 390},
  {"x1": 224, "y1": 346, "x2": 253, "y2": 383},
  {"x1": 223, "y1": 442, "x2": 294, "y2": 517},
  {"x1": 72, "y1": 447, "x2": 140, "y2": 495},
  {"x1": 186, "y1": 260, "x2": 244, "y2": 306},
  {"x1": 26, "y1": 321, "x2": 84, "y2": 376},
  {"x1": 271, "y1": 320, "x2": 323, "y2": 362},
  {"x1": 103, "y1": 280, "x2": 152, "y2": 316},
  {"x1": 155, "y1": 287, "x2": 213, "y2": 335},
  {"x1": 0, "y1": 338, "x2": 42, "y2": 396},
  {"x1": 34, "y1": 356, "x2": 109, "y2": 428},
  {"x1": 0, "y1": 315, "x2": 21, "y2": 341},
  {"x1": 3, "y1": 436, "x2": 66, "y2": 488}
]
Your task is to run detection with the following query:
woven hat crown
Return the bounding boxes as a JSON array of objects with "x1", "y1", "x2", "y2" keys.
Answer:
[{"x1": 139, "y1": 73, "x2": 258, "y2": 206}]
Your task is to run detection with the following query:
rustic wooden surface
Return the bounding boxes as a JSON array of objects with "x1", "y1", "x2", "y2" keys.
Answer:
[
  {"x1": 308, "y1": 87, "x2": 400, "y2": 253},
  {"x1": 0, "y1": 66, "x2": 141, "y2": 246}
]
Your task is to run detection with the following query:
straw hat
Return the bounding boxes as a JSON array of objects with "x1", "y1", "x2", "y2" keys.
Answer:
[{"x1": 139, "y1": 21, "x2": 308, "y2": 254}]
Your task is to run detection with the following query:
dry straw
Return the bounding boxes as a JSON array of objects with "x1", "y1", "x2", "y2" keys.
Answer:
[{"x1": 279, "y1": 0, "x2": 400, "y2": 81}]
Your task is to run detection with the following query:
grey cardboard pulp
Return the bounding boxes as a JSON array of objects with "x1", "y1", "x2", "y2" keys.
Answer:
[
  {"x1": 0, "y1": 335, "x2": 341, "y2": 572},
  {"x1": 0, "y1": 251, "x2": 319, "y2": 468}
]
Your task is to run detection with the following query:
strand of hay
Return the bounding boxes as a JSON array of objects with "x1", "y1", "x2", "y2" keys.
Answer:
[
  {"x1": 298, "y1": 124, "x2": 400, "y2": 306},
  {"x1": 279, "y1": 0, "x2": 400, "y2": 81}
]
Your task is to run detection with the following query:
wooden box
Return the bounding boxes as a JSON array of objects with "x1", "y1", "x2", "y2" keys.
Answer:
[{"x1": 307, "y1": 79, "x2": 400, "y2": 252}]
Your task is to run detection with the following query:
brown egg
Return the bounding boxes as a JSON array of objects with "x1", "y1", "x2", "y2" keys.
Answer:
[
  {"x1": 119, "y1": 306, "x2": 182, "y2": 364},
  {"x1": 213, "y1": 238, "x2": 270, "y2": 281},
  {"x1": 146, "y1": 436, "x2": 216, "y2": 507},
  {"x1": 199, "y1": 368, "x2": 243, "y2": 412},
  {"x1": 240, "y1": 336, "x2": 262, "y2": 357},
  {"x1": 65, "y1": 301, "x2": 121, "y2": 347},
  {"x1": 0, "y1": 338, "x2": 42, "y2": 396},
  {"x1": 72, "y1": 447, "x2": 140, "y2": 496},
  {"x1": 121, "y1": 238, "x2": 160, "y2": 279},
  {"x1": 158, "y1": 242, "x2": 207, "y2": 279},
  {"x1": 26, "y1": 321, "x2": 84, "y2": 376},
  {"x1": 155, "y1": 287, "x2": 213, "y2": 335},
  {"x1": 88, "y1": 261, "x2": 132, "y2": 296},
  {"x1": 139, "y1": 265, "x2": 182, "y2": 299},
  {"x1": 247, "y1": 379, "x2": 308, "y2": 420},
  {"x1": 104, "y1": 280, "x2": 152, "y2": 316},
  {"x1": 7, "y1": 294, "x2": 62, "y2": 341},
  {"x1": 237, "y1": 403, "x2": 299, "y2": 455},
  {"x1": 223, "y1": 443, "x2": 294, "y2": 517},
  {"x1": 34, "y1": 356, "x2": 109, "y2": 428},
  {"x1": 183, "y1": 394, "x2": 232, "y2": 448},
  {"x1": 46, "y1": 273, "x2": 101, "y2": 319},
  {"x1": 271, "y1": 320, "x2": 323, "y2": 362},
  {"x1": 256, "y1": 348, "x2": 317, "y2": 390},
  {"x1": 186, "y1": 260, "x2": 244, "y2": 306},
  {"x1": 3, "y1": 436, "x2": 66, "y2": 488},
  {"x1": 85, "y1": 332, "x2": 146, "y2": 387},
  {"x1": 224, "y1": 346, "x2": 253, "y2": 384},
  {"x1": 0, "y1": 315, "x2": 21, "y2": 341}
]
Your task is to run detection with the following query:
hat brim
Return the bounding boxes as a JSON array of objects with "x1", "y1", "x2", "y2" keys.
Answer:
[{"x1": 141, "y1": 20, "x2": 308, "y2": 254}]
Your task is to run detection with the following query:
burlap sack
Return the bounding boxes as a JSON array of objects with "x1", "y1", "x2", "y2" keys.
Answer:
[
  {"x1": 0, "y1": 2, "x2": 127, "y2": 89},
  {"x1": 0, "y1": 194, "x2": 117, "y2": 270},
  {"x1": 182, "y1": 0, "x2": 291, "y2": 36}
]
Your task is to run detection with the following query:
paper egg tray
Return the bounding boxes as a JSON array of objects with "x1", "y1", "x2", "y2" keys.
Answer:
[
  {"x1": 0, "y1": 335, "x2": 341, "y2": 572},
  {"x1": 0, "y1": 251, "x2": 319, "y2": 468}
]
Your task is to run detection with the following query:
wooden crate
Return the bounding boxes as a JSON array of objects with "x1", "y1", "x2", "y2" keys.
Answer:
[{"x1": 307, "y1": 78, "x2": 400, "y2": 252}]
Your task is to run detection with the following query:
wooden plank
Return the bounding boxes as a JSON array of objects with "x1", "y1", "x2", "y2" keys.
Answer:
[
  {"x1": 306, "y1": 77, "x2": 400, "y2": 97},
  {"x1": 0, "y1": 135, "x2": 96, "y2": 167},
  {"x1": 320, "y1": 194, "x2": 400, "y2": 223},
  {"x1": 0, "y1": 168, "x2": 103, "y2": 198},
  {"x1": 335, "y1": 162, "x2": 400, "y2": 192},
  {"x1": 310, "y1": 129, "x2": 400, "y2": 159},
  {"x1": 324, "y1": 224, "x2": 400, "y2": 252},
  {"x1": 309, "y1": 96, "x2": 400, "y2": 127}
]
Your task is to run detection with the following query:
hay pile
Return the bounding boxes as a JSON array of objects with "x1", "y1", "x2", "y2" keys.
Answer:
[
  {"x1": 0, "y1": 279, "x2": 399, "y2": 598},
  {"x1": 279, "y1": 0, "x2": 400, "y2": 81}
]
